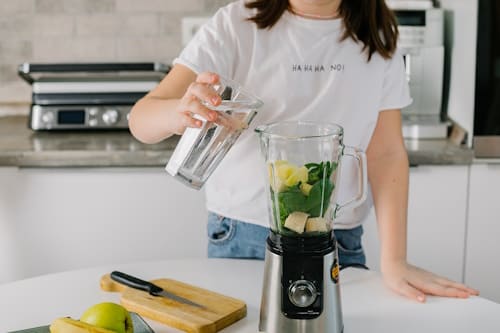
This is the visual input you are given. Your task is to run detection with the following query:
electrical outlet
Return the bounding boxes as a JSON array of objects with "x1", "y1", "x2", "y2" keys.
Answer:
[{"x1": 182, "y1": 17, "x2": 211, "y2": 46}]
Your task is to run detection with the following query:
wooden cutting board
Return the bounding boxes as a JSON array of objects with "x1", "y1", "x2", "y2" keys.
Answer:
[{"x1": 100, "y1": 274, "x2": 246, "y2": 333}]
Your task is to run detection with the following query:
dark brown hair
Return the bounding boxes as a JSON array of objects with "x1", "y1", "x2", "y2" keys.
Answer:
[{"x1": 245, "y1": 0, "x2": 399, "y2": 61}]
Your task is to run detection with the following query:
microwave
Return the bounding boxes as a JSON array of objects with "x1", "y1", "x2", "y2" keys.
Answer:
[
  {"x1": 474, "y1": 0, "x2": 500, "y2": 157},
  {"x1": 392, "y1": 8, "x2": 449, "y2": 139}
]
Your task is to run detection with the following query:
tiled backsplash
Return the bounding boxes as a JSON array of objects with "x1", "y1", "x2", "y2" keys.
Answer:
[{"x1": 0, "y1": 0, "x2": 233, "y2": 116}]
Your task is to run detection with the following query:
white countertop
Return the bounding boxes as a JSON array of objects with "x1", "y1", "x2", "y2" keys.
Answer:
[{"x1": 1, "y1": 258, "x2": 499, "y2": 333}]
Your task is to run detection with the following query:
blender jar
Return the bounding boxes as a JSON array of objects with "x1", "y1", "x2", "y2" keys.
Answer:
[{"x1": 255, "y1": 121, "x2": 368, "y2": 236}]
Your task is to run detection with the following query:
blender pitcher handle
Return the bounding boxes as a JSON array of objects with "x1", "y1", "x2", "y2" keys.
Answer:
[{"x1": 335, "y1": 145, "x2": 368, "y2": 217}]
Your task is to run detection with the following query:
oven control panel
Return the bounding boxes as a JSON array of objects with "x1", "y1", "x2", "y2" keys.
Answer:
[{"x1": 30, "y1": 105, "x2": 130, "y2": 130}]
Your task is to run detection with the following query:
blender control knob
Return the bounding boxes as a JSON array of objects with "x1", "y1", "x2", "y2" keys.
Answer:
[
  {"x1": 288, "y1": 280, "x2": 318, "y2": 308},
  {"x1": 102, "y1": 109, "x2": 120, "y2": 125}
]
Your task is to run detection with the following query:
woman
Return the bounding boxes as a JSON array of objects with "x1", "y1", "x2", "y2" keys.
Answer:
[{"x1": 129, "y1": 0, "x2": 478, "y2": 302}]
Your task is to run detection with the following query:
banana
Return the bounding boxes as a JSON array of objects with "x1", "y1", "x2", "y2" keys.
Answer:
[
  {"x1": 270, "y1": 161, "x2": 311, "y2": 188},
  {"x1": 284, "y1": 211, "x2": 309, "y2": 234},
  {"x1": 50, "y1": 317, "x2": 116, "y2": 333},
  {"x1": 305, "y1": 217, "x2": 329, "y2": 232},
  {"x1": 284, "y1": 166, "x2": 308, "y2": 187},
  {"x1": 277, "y1": 163, "x2": 297, "y2": 183},
  {"x1": 300, "y1": 183, "x2": 313, "y2": 196},
  {"x1": 268, "y1": 163, "x2": 287, "y2": 192}
]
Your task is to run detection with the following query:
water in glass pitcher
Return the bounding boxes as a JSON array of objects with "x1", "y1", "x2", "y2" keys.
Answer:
[{"x1": 166, "y1": 100, "x2": 259, "y2": 189}]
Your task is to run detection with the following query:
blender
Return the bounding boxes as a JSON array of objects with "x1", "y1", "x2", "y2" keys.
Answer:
[{"x1": 255, "y1": 121, "x2": 368, "y2": 333}]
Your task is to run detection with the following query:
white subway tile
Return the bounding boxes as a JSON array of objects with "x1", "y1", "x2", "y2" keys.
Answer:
[
  {"x1": 33, "y1": 37, "x2": 116, "y2": 62},
  {"x1": 0, "y1": 64, "x2": 22, "y2": 83},
  {"x1": 116, "y1": 0, "x2": 203, "y2": 13},
  {"x1": 0, "y1": 0, "x2": 35, "y2": 13},
  {"x1": 0, "y1": 82, "x2": 31, "y2": 104},
  {"x1": 204, "y1": 0, "x2": 232, "y2": 12},
  {"x1": 75, "y1": 14, "x2": 120, "y2": 36},
  {"x1": 158, "y1": 13, "x2": 182, "y2": 36},
  {"x1": 34, "y1": 15, "x2": 74, "y2": 36},
  {"x1": 115, "y1": 36, "x2": 179, "y2": 62},
  {"x1": 35, "y1": 0, "x2": 115, "y2": 14},
  {"x1": 120, "y1": 14, "x2": 160, "y2": 36},
  {"x1": 0, "y1": 41, "x2": 33, "y2": 62},
  {"x1": 0, "y1": 16, "x2": 33, "y2": 39}
]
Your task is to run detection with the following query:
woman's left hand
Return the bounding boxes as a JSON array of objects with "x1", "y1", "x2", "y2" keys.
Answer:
[{"x1": 381, "y1": 260, "x2": 480, "y2": 303}]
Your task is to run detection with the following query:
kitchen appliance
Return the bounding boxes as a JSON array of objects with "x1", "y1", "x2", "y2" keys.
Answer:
[
  {"x1": 389, "y1": 6, "x2": 448, "y2": 139},
  {"x1": 255, "y1": 122, "x2": 368, "y2": 333},
  {"x1": 100, "y1": 273, "x2": 247, "y2": 333},
  {"x1": 166, "y1": 77, "x2": 263, "y2": 189},
  {"x1": 387, "y1": 0, "x2": 434, "y2": 10},
  {"x1": 474, "y1": 0, "x2": 500, "y2": 157},
  {"x1": 18, "y1": 62, "x2": 169, "y2": 130}
]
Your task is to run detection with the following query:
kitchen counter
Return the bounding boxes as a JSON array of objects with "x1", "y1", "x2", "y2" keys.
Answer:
[
  {"x1": 0, "y1": 116, "x2": 474, "y2": 167},
  {"x1": 0, "y1": 116, "x2": 177, "y2": 167},
  {"x1": 1, "y1": 259, "x2": 499, "y2": 333},
  {"x1": 404, "y1": 139, "x2": 474, "y2": 166}
]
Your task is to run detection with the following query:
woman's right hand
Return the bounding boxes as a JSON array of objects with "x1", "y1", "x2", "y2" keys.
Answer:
[{"x1": 170, "y1": 72, "x2": 222, "y2": 135}]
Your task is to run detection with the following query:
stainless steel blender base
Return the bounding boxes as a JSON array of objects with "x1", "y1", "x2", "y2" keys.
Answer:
[{"x1": 259, "y1": 249, "x2": 344, "y2": 333}]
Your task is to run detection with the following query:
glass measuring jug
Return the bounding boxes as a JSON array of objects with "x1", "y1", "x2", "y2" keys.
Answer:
[{"x1": 166, "y1": 77, "x2": 263, "y2": 189}]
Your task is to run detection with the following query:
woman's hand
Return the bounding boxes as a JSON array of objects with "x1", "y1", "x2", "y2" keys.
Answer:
[
  {"x1": 169, "y1": 72, "x2": 222, "y2": 135},
  {"x1": 381, "y1": 260, "x2": 479, "y2": 302}
]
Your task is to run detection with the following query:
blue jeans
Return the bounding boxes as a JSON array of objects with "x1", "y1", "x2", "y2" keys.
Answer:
[{"x1": 207, "y1": 212, "x2": 366, "y2": 268}]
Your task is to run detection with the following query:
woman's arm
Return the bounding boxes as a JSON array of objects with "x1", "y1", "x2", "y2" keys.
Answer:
[
  {"x1": 366, "y1": 110, "x2": 479, "y2": 302},
  {"x1": 128, "y1": 64, "x2": 221, "y2": 144}
]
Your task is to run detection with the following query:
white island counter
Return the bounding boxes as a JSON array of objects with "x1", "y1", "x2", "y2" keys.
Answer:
[{"x1": 1, "y1": 259, "x2": 499, "y2": 333}]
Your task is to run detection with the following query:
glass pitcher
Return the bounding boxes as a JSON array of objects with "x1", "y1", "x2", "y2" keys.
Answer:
[
  {"x1": 255, "y1": 121, "x2": 368, "y2": 236},
  {"x1": 166, "y1": 77, "x2": 263, "y2": 189}
]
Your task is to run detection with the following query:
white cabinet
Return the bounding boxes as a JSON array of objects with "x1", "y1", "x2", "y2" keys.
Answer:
[
  {"x1": 363, "y1": 165, "x2": 469, "y2": 283},
  {"x1": 465, "y1": 163, "x2": 500, "y2": 303},
  {"x1": 0, "y1": 167, "x2": 208, "y2": 284}
]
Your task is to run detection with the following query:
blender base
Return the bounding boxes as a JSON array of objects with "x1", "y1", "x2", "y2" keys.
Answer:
[{"x1": 259, "y1": 233, "x2": 344, "y2": 333}]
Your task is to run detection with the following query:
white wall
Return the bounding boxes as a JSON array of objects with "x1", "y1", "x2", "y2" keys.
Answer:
[
  {"x1": 440, "y1": 0, "x2": 478, "y2": 146},
  {"x1": 363, "y1": 165, "x2": 469, "y2": 283},
  {"x1": 0, "y1": 167, "x2": 208, "y2": 284}
]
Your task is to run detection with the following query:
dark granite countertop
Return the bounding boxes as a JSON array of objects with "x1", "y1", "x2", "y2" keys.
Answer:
[
  {"x1": 405, "y1": 138, "x2": 474, "y2": 166},
  {"x1": 0, "y1": 116, "x2": 177, "y2": 167},
  {"x1": 0, "y1": 116, "x2": 474, "y2": 167}
]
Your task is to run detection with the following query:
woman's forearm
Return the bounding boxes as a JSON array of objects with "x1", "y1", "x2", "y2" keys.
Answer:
[
  {"x1": 128, "y1": 97, "x2": 181, "y2": 144},
  {"x1": 368, "y1": 149, "x2": 409, "y2": 270},
  {"x1": 128, "y1": 67, "x2": 222, "y2": 144}
]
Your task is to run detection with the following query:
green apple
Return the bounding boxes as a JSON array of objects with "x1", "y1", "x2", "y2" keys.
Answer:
[{"x1": 80, "y1": 302, "x2": 133, "y2": 333}]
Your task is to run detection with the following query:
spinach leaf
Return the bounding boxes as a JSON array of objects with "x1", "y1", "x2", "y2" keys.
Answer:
[
  {"x1": 278, "y1": 198, "x2": 288, "y2": 226},
  {"x1": 306, "y1": 161, "x2": 337, "y2": 185},
  {"x1": 278, "y1": 185, "x2": 308, "y2": 213},
  {"x1": 306, "y1": 179, "x2": 334, "y2": 217}
]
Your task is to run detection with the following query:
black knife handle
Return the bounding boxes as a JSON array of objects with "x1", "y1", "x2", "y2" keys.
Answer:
[{"x1": 110, "y1": 271, "x2": 163, "y2": 294}]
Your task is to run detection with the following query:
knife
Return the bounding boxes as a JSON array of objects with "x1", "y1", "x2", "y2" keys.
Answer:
[{"x1": 110, "y1": 271, "x2": 205, "y2": 309}]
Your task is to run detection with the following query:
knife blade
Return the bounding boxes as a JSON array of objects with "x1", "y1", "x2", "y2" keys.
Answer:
[{"x1": 110, "y1": 271, "x2": 205, "y2": 309}]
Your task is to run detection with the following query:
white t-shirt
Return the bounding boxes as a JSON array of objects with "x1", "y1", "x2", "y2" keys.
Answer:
[{"x1": 174, "y1": 0, "x2": 412, "y2": 229}]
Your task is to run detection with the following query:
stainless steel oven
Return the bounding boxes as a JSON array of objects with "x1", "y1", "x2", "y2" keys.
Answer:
[
  {"x1": 474, "y1": 0, "x2": 500, "y2": 157},
  {"x1": 18, "y1": 62, "x2": 169, "y2": 131}
]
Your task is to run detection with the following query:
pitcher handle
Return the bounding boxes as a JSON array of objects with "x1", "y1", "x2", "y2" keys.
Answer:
[{"x1": 335, "y1": 145, "x2": 368, "y2": 218}]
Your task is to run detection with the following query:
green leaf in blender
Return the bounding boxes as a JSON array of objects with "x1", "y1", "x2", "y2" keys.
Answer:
[
  {"x1": 270, "y1": 160, "x2": 338, "y2": 233},
  {"x1": 278, "y1": 185, "x2": 307, "y2": 218},
  {"x1": 306, "y1": 179, "x2": 334, "y2": 217}
]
